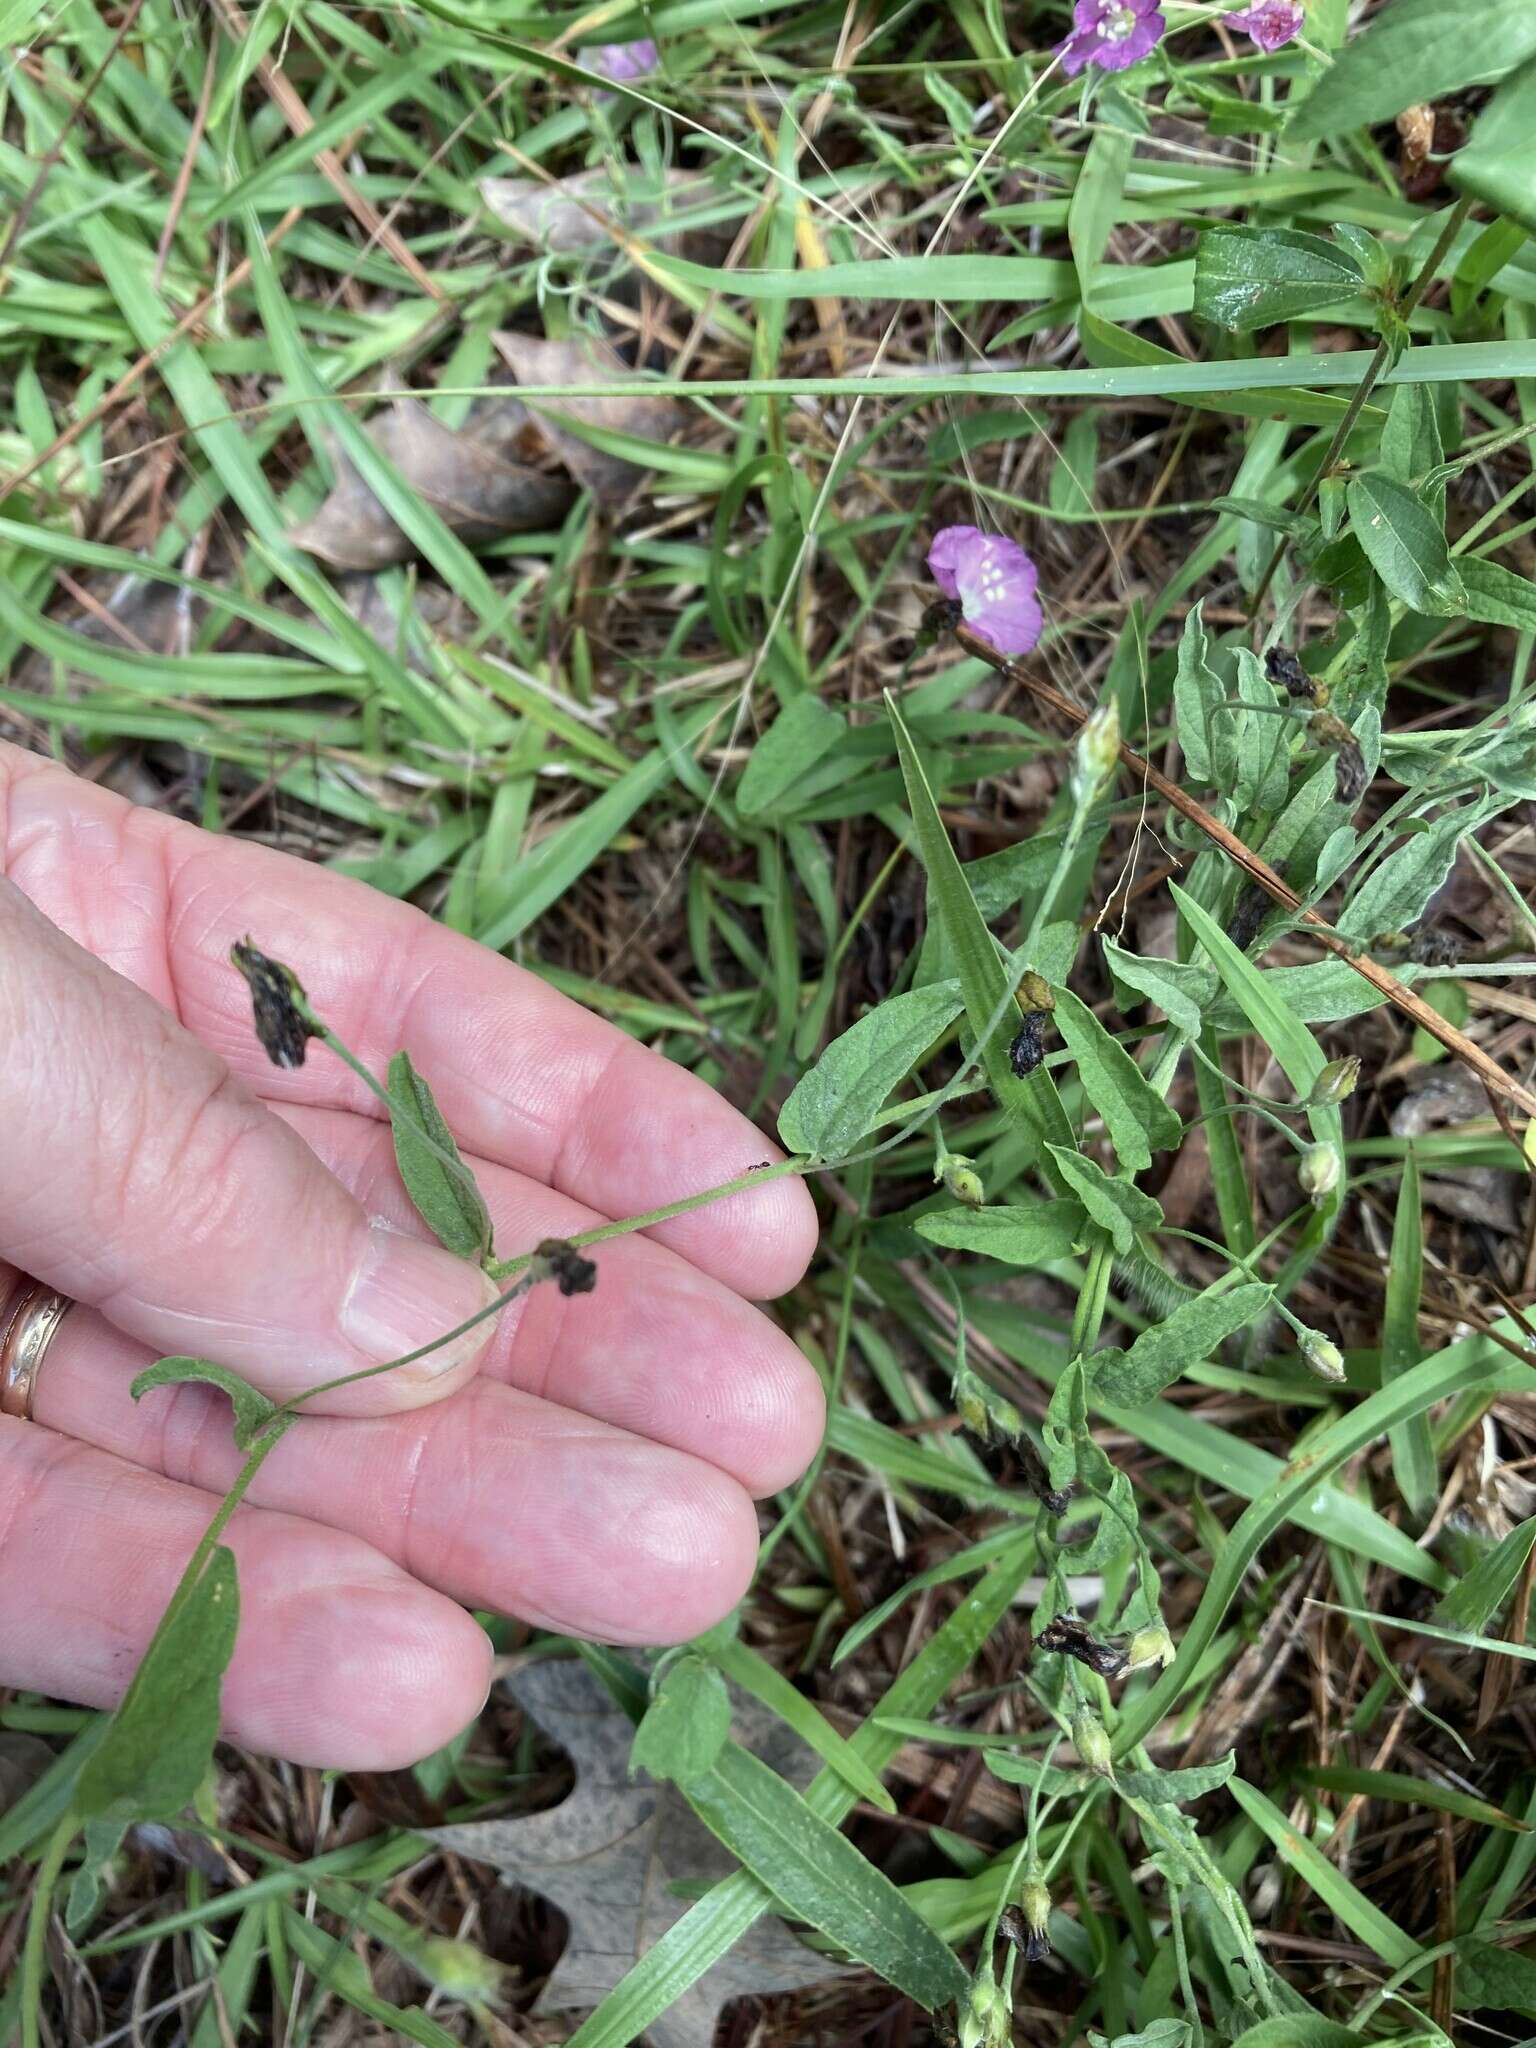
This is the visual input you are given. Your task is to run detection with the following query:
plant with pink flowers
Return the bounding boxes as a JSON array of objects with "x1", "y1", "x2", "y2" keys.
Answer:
[
  {"x1": 1226, "y1": 0, "x2": 1303, "y2": 50},
  {"x1": 1058, "y1": 0, "x2": 1165, "y2": 75}
]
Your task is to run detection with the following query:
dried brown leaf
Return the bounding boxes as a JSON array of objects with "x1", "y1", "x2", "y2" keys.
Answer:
[
  {"x1": 426, "y1": 1660, "x2": 856, "y2": 2048},
  {"x1": 495, "y1": 331, "x2": 688, "y2": 506},
  {"x1": 480, "y1": 167, "x2": 719, "y2": 256},
  {"x1": 288, "y1": 399, "x2": 575, "y2": 570}
]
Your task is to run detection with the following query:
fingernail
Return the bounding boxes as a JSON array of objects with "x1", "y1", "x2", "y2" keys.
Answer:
[{"x1": 341, "y1": 1218, "x2": 499, "y2": 1381}]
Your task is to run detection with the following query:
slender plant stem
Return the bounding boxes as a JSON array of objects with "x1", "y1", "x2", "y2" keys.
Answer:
[{"x1": 21, "y1": 1811, "x2": 78, "y2": 2048}]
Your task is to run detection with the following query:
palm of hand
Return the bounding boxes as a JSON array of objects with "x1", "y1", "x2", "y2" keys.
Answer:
[{"x1": 0, "y1": 742, "x2": 822, "y2": 1767}]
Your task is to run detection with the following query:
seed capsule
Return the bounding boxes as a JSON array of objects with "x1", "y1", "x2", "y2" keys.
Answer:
[
  {"x1": 1308, "y1": 1055, "x2": 1361, "y2": 1107},
  {"x1": 1263, "y1": 644, "x2": 1315, "y2": 699},
  {"x1": 1124, "y1": 1624, "x2": 1176, "y2": 1672},
  {"x1": 1072, "y1": 1704, "x2": 1114, "y2": 1776},
  {"x1": 1299, "y1": 1143, "x2": 1341, "y2": 1203},
  {"x1": 1299, "y1": 1328, "x2": 1346, "y2": 1382}
]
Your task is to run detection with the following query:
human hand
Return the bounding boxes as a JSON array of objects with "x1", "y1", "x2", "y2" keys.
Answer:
[{"x1": 0, "y1": 741, "x2": 822, "y2": 1768}]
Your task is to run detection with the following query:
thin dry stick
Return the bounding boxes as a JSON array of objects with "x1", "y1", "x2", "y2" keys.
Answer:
[
  {"x1": 208, "y1": 0, "x2": 444, "y2": 303},
  {"x1": 0, "y1": 207, "x2": 304, "y2": 502},
  {"x1": 952, "y1": 619, "x2": 1536, "y2": 1127}
]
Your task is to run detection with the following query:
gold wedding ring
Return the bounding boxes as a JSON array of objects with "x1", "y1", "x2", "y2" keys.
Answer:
[{"x1": 0, "y1": 1282, "x2": 72, "y2": 1422}]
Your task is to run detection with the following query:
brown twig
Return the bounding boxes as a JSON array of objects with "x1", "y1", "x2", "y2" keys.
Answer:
[{"x1": 952, "y1": 619, "x2": 1536, "y2": 1128}]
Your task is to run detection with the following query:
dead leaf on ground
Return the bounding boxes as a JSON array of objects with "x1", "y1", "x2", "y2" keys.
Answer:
[
  {"x1": 495, "y1": 331, "x2": 688, "y2": 506},
  {"x1": 288, "y1": 399, "x2": 576, "y2": 570},
  {"x1": 481, "y1": 166, "x2": 722, "y2": 258},
  {"x1": 426, "y1": 1659, "x2": 857, "y2": 2048}
]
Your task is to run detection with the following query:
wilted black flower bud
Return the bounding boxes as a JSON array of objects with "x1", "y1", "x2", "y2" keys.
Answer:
[
  {"x1": 1410, "y1": 923, "x2": 1462, "y2": 967},
  {"x1": 1225, "y1": 880, "x2": 1271, "y2": 951},
  {"x1": 535, "y1": 1238, "x2": 598, "y2": 1297},
  {"x1": 230, "y1": 938, "x2": 315, "y2": 1070},
  {"x1": 1034, "y1": 1615, "x2": 1129, "y2": 1679},
  {"x1": 919, "y1": 597, "x2": 965, "y2": 644},
  {"x1": 998, "y1": 1889, "x2": 1051, "y2": 1963},
  {"x1": 1009, "y1": 1012, "x2": 1045, "y2": 1079},
  {"x1": 1263, "y1": 644, "x2": 1315, "y2": 699}
]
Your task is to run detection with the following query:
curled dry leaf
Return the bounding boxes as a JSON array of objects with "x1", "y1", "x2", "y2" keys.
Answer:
[
  {"x1": 426, "y1": 1659, "x2": 856, "y2": 2048},
  {"x1": 495, "y1": 330, "x2": 689, "y2": 506},
  {"x1": 480, "y1": 165, "x2": 720, "y2": 257},
  {"x1": 288, "y1": 398, "x2": 576, "y2": 570}
]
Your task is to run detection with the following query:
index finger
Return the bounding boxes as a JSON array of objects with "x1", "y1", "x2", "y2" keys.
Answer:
[{"x1": 0, "y1": 744, "x2": 817, "y2": 1300}]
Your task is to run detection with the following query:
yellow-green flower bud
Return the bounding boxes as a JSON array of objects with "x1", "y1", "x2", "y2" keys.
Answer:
[
  {"x1": 1018, "y1": 1871, "x2": 1052, "y2": 1962},
  {"x1": 953, "y1": 1368, "x2": 1023, "y2": 1445},
  {"x1": 1017, "y1": 971, "x2": 1055, "y2": 1015},
  {"x1": 935, "y1": 1148, "x2": 985, "y2": 1208},
  {"x1": 1072, "y1": 702, "x2": 1121, "y2": 806},
  {"x1": 1299, "y1": 1329, "x2": 1346, "y2": 1382},
  {"x1": 1299, "y1": 1143, "x2": 1340, "y2": 1204},
  {"x1": 1124, "y1": 1623, "x2": 1176, "y2": 1672},
  {"x1": 957, "y1": 1961, "x2": 1011, "y2": 2048},
  {"x1": 1072, "y1": 1704, "x2": 1114, "y2": 1777},
  {"x1": 1308, "y1": 1055, "x2": 1361, "y2": 1108},
  {"x1": 412, "y1": 1936, "x2": 508, "y2": 2004}
]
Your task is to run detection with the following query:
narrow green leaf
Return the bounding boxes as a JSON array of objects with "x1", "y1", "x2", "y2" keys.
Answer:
[
  {"x1": 1382, "y1": 1151, "x2": 1436, "y2": 1522},
  {"x1": 1432, "y1": 1514, "x2": 1536, "y2": 1633},
  {"x1": 1052, "y1": 986, "x2": 1181, "y2": 1172},
  {"x1": 1115, "y1": 1753, "x2": 1236, "y2": 1805},
  {"x1": 915, "y1": 1200, "x2": 1086, "y2": 1264},
  {"x1": 386, "y1": 1052, "x2": 494, "y2": 1262},
  {"x1": 982, "y1": 1751, "x2": 1086, "y2": 1797},
  {"x1": 130, "y1": 1357, "x2": 279, "y2": 1452},
  {"x1": 1288, "y1": 0, "x2": 1536, "y2": 143},
  {"x1": 564, "y1": 1540, "x2": 1035, "y2": 2048},
  {"x1": 1299, "y1": 1766, "x2": 1529, "y2": 1833},
  {"x1": 779, "y1": 982, "x2": 965, "y2": 1160},
  {"x1": 1103, "y1": 939, "x2": 1206, "y2": 1037},
  {"x1": 887, "y1": 695, "x2": 1075, "y2": 1170},
  {"x1": 710, "y1": 1639, "x2": 895, "y2": 1814},
  {"x1": 1450, "y1": 54, "x2": 1536, "y2": 235},
  {"x1": 1459, "y1": 555, "x2": 1536, "y2": 630},
  {"x1": 1172, "y1": 600, "x2": 1223, "y2": 786},
  {"x1": 1193, "y1": 226, "x2": 1361, "y2": 332},
  {"x1": 1229, "y1": 2022, "x2": 1369, "y2": 2048},
  {"x1": 1046, "y1": 1147, "x2": 1162, "y2": 1255},
  {"x1": 1092, "y1": 1283, "x2": 1273, "y2": 1406},
  {"x1": 1346, "y1": 470, "x2": 1465, "y2": 615},
  {"x1": 1229, "y1": 1778, "x2": 1421, "y2": 1969},
  {"x1": 630, "y1": 1658, "x2": 732, "y2": 1785},
  {"x1": 739, "y1": 696, "x2": 849, "y2": 818},
  {"x1": 1069, "y1": 127, "x2": 1134, "y2": 311},
  {"x1": 76, "y1": 1547, "x2": 239, "y2": 1824},
  {"x1": 684, "y1": 1746, "x2": 968, "y2": 2010}
]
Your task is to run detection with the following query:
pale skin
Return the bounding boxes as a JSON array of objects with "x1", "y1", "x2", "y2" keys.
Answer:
[{"x1": 0, "y1": 740, "x2": 824, "y2": 1770}]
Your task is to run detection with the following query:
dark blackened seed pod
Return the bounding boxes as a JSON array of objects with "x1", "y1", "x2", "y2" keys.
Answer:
[
  {"x1": 230, "y1": 937, "x2": 315, "y2": 1070},
  {"x1": 1225, "y1": 880, "x2": 1271, "y2": 951},
  {"x1": 1410, "y1": 923, "x2": 1463, "y2": 967},
  {"x1": 535, "y1": 1238, "x2": 598, "y2": 1297},
  {"x1": 1034, "y1": 1614, "x2": 1129, "y2": 1679},
  {"x1": 1009, "y1": 1011, "x2": 1046, "y2": 1079},
  {"x1": 1333, "y1": 742, "x2": 1368, "y2": 807},
  {"x1": 1264, "y1": 643, "x2": 1315, "y2": 699}
]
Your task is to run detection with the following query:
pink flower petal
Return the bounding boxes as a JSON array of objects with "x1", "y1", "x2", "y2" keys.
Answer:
[
  {"x1": 927, "y1": 524, "x2": 985, "y2": 601},
  {"x1": 952, "y1": 534, "x2": 1042, "y2": 656},
  {"x1": 963, "y1": 586, "x2": 1043, "y2": 656}
]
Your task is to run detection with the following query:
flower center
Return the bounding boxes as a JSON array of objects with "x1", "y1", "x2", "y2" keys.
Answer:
[{"x1": 1101, "y1": 4, "x2": 1138, "y2": 36}]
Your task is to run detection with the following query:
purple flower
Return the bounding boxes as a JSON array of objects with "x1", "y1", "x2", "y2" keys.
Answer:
[
  {"x1": 1058, "y1": 0, "x2": 1165, "y2": 75},
  {"x1": 583, "y1": 38, "x2": 659, "y2": 82},
  {"x1": 928, "y1": 527, "x2": 1042, "y2": 657},
  {"x1": 1225, "y1": 0, "x2": 1303, "y2": 49}
]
